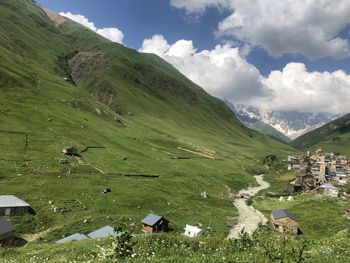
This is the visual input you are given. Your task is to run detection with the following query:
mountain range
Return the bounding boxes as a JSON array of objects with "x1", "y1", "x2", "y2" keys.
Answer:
[{"x1": 229, "y1": 103, "x2": 340, "y2": 141}]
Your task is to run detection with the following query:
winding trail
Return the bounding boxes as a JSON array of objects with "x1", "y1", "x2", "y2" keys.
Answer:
[{"x1": 227, "y1": 174, "x2": 270, "y2": 239}]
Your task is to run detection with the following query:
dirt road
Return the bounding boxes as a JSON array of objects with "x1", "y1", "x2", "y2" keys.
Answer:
[{"x1": 227, "y1": 174, "x2": 270, "y2": 239}]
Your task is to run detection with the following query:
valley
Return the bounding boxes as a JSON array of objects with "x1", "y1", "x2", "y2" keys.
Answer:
[{"x1": 1, "y1": 0, "x2": 350, "y2": 262}]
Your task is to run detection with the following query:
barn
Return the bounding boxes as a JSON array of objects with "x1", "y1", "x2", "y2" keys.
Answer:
[
  {"x1": 0, "y1": 195, "x2": 32, "y2": 216},
  {"x1": 271, "y1": 209, "x2": 300, "y2": 234},
  {"x1": 141, "y1": 213, "x2": 169, "y2": 234},
  {"x1": 0, "y1": 219, "x2": 15, "y2": 242}
]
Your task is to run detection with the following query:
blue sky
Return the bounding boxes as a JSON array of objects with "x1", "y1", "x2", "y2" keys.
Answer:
[
  {"x1": 36, "y1": 0, "x2": 350, "y2": 114},
  {"x1": 36, "y1": 0, "x2": 350, "y2": 76}
]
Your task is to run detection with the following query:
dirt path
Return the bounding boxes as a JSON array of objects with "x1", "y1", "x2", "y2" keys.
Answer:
[{"x1": 227, "y1": 174, "x2": 270, "y2": 239}]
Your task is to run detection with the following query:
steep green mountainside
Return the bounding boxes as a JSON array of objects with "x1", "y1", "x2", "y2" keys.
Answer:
[
  {"x1": 291, "y1": 113, "x2": 350, "y2": 153},
  {"x1": 0, "y1": 0, "x2": 292, "y2": 244}
]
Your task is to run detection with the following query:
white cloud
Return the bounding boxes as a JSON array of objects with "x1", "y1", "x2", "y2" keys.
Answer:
[
  {"x1": 59, "y1": 12, "x2": 124, "y2": 44},
  {"x1": 140, "y1": 35, "x2": 269, "y2": 102},
  {"x1": 170, "y1": 0, "x2": 350, "y2": 59},
  {"x1": 96, "y1": 28, "x2": 124, "y2": 44},
  {"x1": 256, "y1": 63, "x2": 350, "y2": 114},
  {"x1": 139, "y1": 35, "x2": 170, "y2": 56},
  {"x1": 140, "y1": 35, "x2": 350, "y2": 114}
]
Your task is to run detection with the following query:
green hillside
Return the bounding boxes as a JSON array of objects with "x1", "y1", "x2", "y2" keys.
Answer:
[
  {"x1": 291, "y1": 113, "x2": 350, "y2": 153},
  {"x1": 245, "y1": 121, "x2": 291, "y2": 143},
  {"x1": 0, "y1": 0, "x2": 294, "y2": 244}
]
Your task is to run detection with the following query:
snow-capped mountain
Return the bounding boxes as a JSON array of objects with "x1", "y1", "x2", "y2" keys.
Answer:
[{"x1": 234, "y1": 104, "x2": 341, "y2": 139}]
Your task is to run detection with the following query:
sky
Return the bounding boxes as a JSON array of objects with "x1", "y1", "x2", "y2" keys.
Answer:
[{"x1": 36, "y1": 0, "x2": 350, "y2": 114}]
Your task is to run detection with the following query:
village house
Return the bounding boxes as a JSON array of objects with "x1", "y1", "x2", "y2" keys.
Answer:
[
  {"x1": 271, "y1": 209, "x2": 300, "y2": 234},
  {"x1": 183, "y1": 224, "x2": 204, "y2": 238},
  {"x1": 335, "y1": 173, "x2": 348, "y2": 184},
  {"x1": 0, "y1": 219, "x2": 15, "y2": 242},
  {"x1": 286, "y1": 174, "x2": 315, "y2": 193},
  {"x1": 318, "y1": 184, "x2": 339, "y2": 197},
  {"x1": 0, "y1": 195, "x2": 32, "y2": 216},
  {"x1": 141, "y1": 213, "x2": 169, "y2": 234}
]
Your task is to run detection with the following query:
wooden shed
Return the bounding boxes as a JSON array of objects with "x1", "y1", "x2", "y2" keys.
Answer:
[
  {"x1": 271, "y1": 209, "x2": 300, "y2": 234},
  {"x1": 141, "y1": 213, "x2": 169, "y2": 234},
  {"x1": 0, "y1": 195, "x2": 32, "y2": 216},
  {"x1": 0, "y1": 219, "x2": 15, "y2": 241}
]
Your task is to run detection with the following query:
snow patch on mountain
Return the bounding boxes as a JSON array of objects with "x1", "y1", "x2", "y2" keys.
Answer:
[{"x1": 235, "y1": 104, "x2": 340, "y2": 139}]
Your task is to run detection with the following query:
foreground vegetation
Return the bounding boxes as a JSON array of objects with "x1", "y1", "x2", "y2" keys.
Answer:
[{"x1": 2, "y1": 228, "x2": 350, "y2": 262}]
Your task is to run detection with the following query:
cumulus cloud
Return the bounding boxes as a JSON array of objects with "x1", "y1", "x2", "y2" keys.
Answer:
[
  {"x1": 96, "y1": 28, "x2": 124, "y2": 44},
  {"x1": 256, "y1": 63, "x2": 350, "y2": 114},
  {"x1": 170, "y1": 0, "x2": 350, "y2": 59},
  {"x1": 59, "y1": 12, "x2": 124, "y2": 44},
  {"x1": 140, "y1": 35, "x2": 350, "y2": 114},
  {"x1": 140, "y1": 34, "x2": 269, "y2": 102}
]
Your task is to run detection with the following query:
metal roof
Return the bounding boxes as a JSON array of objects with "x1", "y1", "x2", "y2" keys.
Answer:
[
  {"x1": 141, "y1": 213, "x2": 162, "y2": 226},
  {"x1": 87, "y1": 226, "x2": 120, "y2": 239},
  {"x1": 319, "y1": 183, "x2": 338, "y2": 190},
  {"x1": 56, "y1": 233, "x2": 88, "y2": 244},
  {"x1": 0, "y1": 219, "x2": 15, "y2": 235},
  {"x1": 272, "y1": 209, "x2": 298, "y2": 222},
  {"x1": 0, "y1": 195, "x2": 30, "y2": 208}
]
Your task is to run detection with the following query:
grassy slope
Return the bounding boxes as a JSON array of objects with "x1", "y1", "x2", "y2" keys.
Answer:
[
  {"x1": 291, "y1": 113, "x2": 350, "y2": 153},
  {"x1": 0, "y1": 0, "x2": 294, "y2": 244},
  {"x1": 246, "y1": 121, "x2": 292, "y2": 144}
]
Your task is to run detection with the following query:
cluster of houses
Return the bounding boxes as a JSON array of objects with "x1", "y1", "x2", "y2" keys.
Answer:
[
  {"x1": 57, "y1": 213, "x2": 204, "y2": 244},
  {"x1": 286, "y1": 149, "x2": 350, "y2": 197}
]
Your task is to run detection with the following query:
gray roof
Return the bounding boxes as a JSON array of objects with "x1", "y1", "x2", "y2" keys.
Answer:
[
  {"x1": 142, "y1": 213, "x2": 162, "y2": 226},
  {"x1": 272, "y1": 209, "x2": 298, "y2": 222},
  {"x1": 56, "y1": 233, "x2": 88, "y2": 244},
  {"x1": 319, "y1": 183, "x2": 338, "y2": 190},
  {"x1": 0, "y1": 195, "x2": 30, "y2": 208},
  {"x1": 87, "y1": 226, "x2": 120, "y2": 239},
  {"x1": 0, "y1": 219, "x2": 15, "y2": 235}
]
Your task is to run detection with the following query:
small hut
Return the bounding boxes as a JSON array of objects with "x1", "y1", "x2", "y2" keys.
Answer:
[
  {"x1": 0, "y1": 195, "x2": 32, "y2": 216},
  {"x1": 141, "y1": 213, "x2": 169, "y2": 234},
  {"x1": 318, "y1": 184, "x2": 338, "y2": 197},
  {"x1": 183, "y1": 225, "x2": 204, "y2": 237},
  {"x1": 62, "y1": 146, "x2": 78, "y2": 155},
  {"x1": 271, "y1": 209, "x2": 300, "y2": 234}
]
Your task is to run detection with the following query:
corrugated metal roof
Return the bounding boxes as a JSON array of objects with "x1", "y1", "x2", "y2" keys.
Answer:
[
  {"x1": 272, "y1": 209, "x2": 298, "y2": 221},
  {"x1": 0, "y1": 219, "x2": 15, "y2": 236},
  {"x1": 142, "y1": 213, "x2": 162, "y2": 226},
  {"x1": 56, "y1": 233, "x2": 88, "y2": 244},
  {"x1": 319, "y1": 184, "x2": 338, "y2": 190},
  {"x1": 87, "y1": 226, "x2": 120, "y2": 239},
  {"x1": 0, "y1": 195, "x2": 30, "y2": 208}
]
